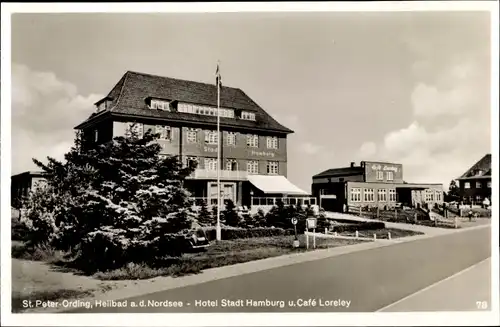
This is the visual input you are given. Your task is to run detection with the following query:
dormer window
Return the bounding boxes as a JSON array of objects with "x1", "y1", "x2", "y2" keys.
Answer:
[
  {"x1": 95, "y1": 97, "x2": 112, "y2": 112},
  {"x1": 149, "y1": 99, "x2": 170, "y2": 111},
  {"x1": 241, "y1": 111, "x2": 256, "y2": 121}
]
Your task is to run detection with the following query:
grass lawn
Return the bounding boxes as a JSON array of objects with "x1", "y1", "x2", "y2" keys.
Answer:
[
  {"x1": 94, "y1": 234, "x2": 367, "y2": 280},
  {"x1": 339, "y1": 228, "x2": 424, "y2": 239}
]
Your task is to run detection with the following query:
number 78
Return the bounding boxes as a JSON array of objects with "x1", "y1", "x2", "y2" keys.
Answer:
[{"x1": 476, "y1": 301, "x2": 488, "y2": 309}]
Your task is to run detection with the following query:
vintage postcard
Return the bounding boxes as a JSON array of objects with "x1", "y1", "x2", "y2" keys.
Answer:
[{"x1": 1, "y1": 2, "x2": 499, "y2": 326}]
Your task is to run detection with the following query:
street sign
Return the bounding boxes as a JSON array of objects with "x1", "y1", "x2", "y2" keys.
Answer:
[
  {"x1": 291, "y1": 217, "x2": 298, "y2": 225},
  {"x1": 306, "y1": 218, "x2": 317, "y2": 229}
]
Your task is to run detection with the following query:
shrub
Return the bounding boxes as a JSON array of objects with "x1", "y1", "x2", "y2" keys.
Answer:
[
  {"x1": 11, "y1": 218, "x2": 30, "y2": 242},
  {"x1": 223, "y1": 199, "x2": 241, "y2": 227},
  {"x1": 197, "y1": 201, "x2": 214, "y2": 226},
  {"x1": 203, "y1": 227, "x2": 292, "y2": 241},
  {"x1": 332, "y1": 221, "x2": 386, "y2": 233}
]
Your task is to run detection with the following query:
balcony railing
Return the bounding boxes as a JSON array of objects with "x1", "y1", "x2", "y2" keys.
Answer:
[{"x1": 188, "y1": 169, "x2": 248, "y2": 180}]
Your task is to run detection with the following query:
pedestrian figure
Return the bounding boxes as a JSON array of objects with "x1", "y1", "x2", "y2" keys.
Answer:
[{"x1": 468, "y1": 210, "x2": 473, "y2": 222}]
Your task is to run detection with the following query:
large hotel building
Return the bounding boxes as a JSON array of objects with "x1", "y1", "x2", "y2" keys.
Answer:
[
  {"x1": 312, "y1": 161, "x2": 444, "y2": 212},
  {"x1": 74, "y1": 71, "x2": 310, "y2": 211}
]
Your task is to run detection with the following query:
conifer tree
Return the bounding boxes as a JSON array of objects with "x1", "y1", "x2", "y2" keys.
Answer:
[{"x1": 27, "y1": 124, "x2": 197, "y2": 271}]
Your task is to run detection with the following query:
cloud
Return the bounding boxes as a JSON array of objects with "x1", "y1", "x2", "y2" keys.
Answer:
[
  {"x1": 357, "y1": 141, "x2": 377, "y2": 159},
  {"x1": 11, "y1": 63, "x2": 102, "y2": 174},
  {"x1": 356, "y1": 53, "x2": 490, "y2": 191},
  {"x1": 300, "y1": 142, "x2": 324, "y2": 155}
]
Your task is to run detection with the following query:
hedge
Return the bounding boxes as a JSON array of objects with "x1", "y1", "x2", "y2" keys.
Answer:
[
  {"x1": 203, "y1": 227, "x2": 293, "y2": 241},
  {"x1": 331, "y1": 221, "x2": 386, "y2": 233}
]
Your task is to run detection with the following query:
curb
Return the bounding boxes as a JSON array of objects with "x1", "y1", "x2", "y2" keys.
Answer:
[{"x1": 40, "y1": 224, "x2": 490, "y2": 314}]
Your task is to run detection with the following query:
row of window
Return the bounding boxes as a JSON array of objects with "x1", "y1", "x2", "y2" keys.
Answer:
[
  {"x1": 464, "y1": 181, "x2": 491, "y2": 189},
  {"x1": 184, "y1": 156, "x2": 280, "y2": 175},
  {"x1": 376, "y1": 171, "x2": 394, "y2": 181},
  {"x1": 151, "y1": 101, "x2": 257, "y2": 121},
  {"x1": 126, "y1": 123, "x2": 279, "y2": 149},
  {"x1": 351, "y1": 188, "x2": 443, "y2": 203},
  {"x1": 424, "y1": 190, "x2": 443, "y2": 202},
  {"x1": 350, "y1": 188, "x2": 396, "y2": 203}
]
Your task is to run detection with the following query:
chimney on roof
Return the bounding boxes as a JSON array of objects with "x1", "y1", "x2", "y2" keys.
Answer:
[{"x1": 350, "y1": 162, "x2": 355, "y2": 168}]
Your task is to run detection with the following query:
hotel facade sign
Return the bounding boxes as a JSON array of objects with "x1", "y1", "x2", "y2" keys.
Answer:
[
  {"x1": 371, "y1": 164, "x2": 399, "y2": 172},
  {"x1": 250, "y1": 150, "x2": 275, "y2": 158}
]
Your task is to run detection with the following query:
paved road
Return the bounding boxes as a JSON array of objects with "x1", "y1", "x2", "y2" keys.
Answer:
[
  {"x1": 380, "y1": 257, "x2": 491, "y2": 312},
  {"x1": 67, "y1": 226, "x2": 491, "y2": 313}
]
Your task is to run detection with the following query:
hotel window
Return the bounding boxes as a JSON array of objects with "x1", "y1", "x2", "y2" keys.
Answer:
[
  {"x1": 476, "y1": 181, "x2": 482, "y2": 188},
  {"x1": 94, "y1": 130, "x2": 99, "y2": 142},
  {"x1": 205, "y1": 130, "x2": 218, "y2": 145},
  {"x1": 226, "y1": 159, "x2": 238, "y2": 171},
  {"x1": 487, "y1": 181, "x2": 491, "y2": 188},
  {"x1": 266, "y1": 136, "x2": 278, "y2": 149},
  {"x1": 386, "y1": 171, "x2": 394, "y2": 181},
  {"x1": 226, "y1": 132, "x2": 236, "y2": 146},
  {"x1": 150, "y1": 99, "x2": 170, "y2": 111},
  {"x1": 241, "y1": 111, "x2": 256, "y2": 121},
  {"x1": 267, "y1": 161, "x2": 279, "y2": 175},
  {"x1": 126, "y1": 122, "x2": 144, "y2": 138},
  {"x1": 186, "y1": 128, "x2": 198, "y2": 143},
  {"x1": 376, "y1": 171, "x2": 384, "y2": 181},
  {"x1": 363, "y1": 189, "x2": 374, "y2": 202},
  {"x1": 389, "y1": 189, "x2": 397, "y2": 202},
  {"x1": 351, "y1": 188, "x2": 361, "y2": 202},
  {"x1": 186, "y1": 156, "x2": 198, "y2": 168},
  {"x1": 247, "y1": 160, "x2": 259, "y2": 174},
  {"x1": 205, "y1": 158, "x2": 218, "y2": 171},
  {"x1": 156, "y1": 125, "x2": 172, "y2": 141},
  {"x1": 247, "y1": 134, "x2": 259, "y2": 148},
  {"x1": 464, "y1": 182, "x2": 470, "y2": 189},
  {"x1": 425, "y1": 190, "x2": 434, "y2": 202},
  {"x1": 435, "y1": 191, "x2": 442, "y2": 202},
  {"x1": 377, "y1": 189, "x2": 387, "y2": 202}
]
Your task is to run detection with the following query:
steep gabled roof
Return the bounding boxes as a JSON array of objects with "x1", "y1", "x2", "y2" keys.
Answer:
[
  {"x1": 76, "y1": 71, "x2": 293, "y2": 134},
  {"x1": 457, "y1": 154, "x2": 492, "y2": 180}
]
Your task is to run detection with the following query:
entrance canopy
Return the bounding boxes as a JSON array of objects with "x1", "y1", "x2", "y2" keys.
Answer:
[{"x1": 248, "y1": 175, "x2": 309, "y2": 195}]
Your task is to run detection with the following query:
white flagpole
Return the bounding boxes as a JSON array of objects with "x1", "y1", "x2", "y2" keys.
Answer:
[{"x1": 216, "y1": 62, "x2": 222, "y2": 242}]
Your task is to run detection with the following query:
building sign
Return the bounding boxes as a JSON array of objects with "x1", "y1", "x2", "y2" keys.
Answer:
[
  {"x1": 371, "y1": 164, "x2": 399, "y2": 172},
  {"x1": 250, "y1": 150, "x2": 275, "y2": 158},
  {"x1": 204, "y1": 146, "x2": 217, "y2": 153}
]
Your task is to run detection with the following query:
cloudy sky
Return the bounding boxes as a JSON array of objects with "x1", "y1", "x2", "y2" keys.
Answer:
[{"x1": 11, "y1": 11, "x2": 492, "y2": 192}]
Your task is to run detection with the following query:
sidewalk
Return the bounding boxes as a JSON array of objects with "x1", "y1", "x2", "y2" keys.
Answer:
[{"x1": 379, "y1": 257, "x2": 491, "y2": 312}]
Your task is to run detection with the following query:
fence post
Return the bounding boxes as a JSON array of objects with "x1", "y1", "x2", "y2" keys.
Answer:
[
  {"x1": 373, "y1": 233, "x2": 377, "y2": 241},
  {"x1": 395, "y1": 209, "x2": 398, "y2": 221},
  {"x1": 359, "y1": 206, "x2": 362, "y2": 216},
  {"x1": 377, "y1": 207, "x2": 380, "y2": 219},
  {"x1": 325, "y1": 227, "x2": 328, "y2": 234},
  {"x1": 388, "y1": 232, "x2": 391, "y2": 240},
  {"x1": 355, "y1": 230, "x2": 359, "y2": 238}
]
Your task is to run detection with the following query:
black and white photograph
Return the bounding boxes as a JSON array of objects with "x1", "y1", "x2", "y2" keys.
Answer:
[{"x1": 1, "y1": 2, "x2": 499, "y2": 326}]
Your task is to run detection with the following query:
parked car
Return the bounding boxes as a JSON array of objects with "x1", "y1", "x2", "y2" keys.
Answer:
[{"x1": 185, "y1": 224, "x2": 210, "y2": 251}]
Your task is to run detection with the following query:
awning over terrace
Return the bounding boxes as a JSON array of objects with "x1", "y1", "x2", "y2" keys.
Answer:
[{"x1": 248, "y1": 175, "x2": 309, "y2": 196}]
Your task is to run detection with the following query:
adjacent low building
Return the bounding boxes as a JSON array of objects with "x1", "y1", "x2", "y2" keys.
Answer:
[
  {"x1": 456, "y1": 154, "x2": 492, "y2": 205},
  {"x1": 312, "y1": 161, "x2": 443, "y2": 212},
  {"x1": 11, "y1": 171, "x2": 47, "y2": 208}
]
